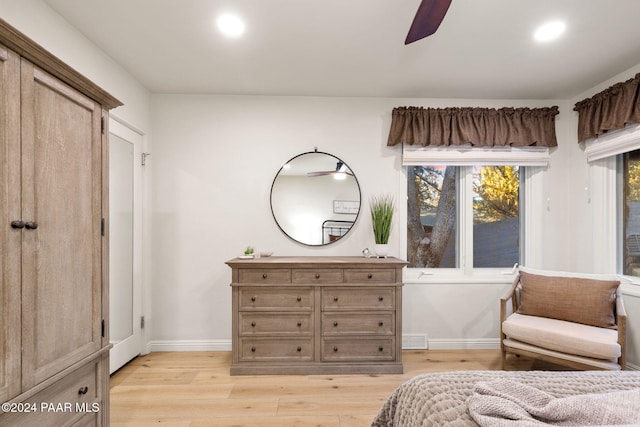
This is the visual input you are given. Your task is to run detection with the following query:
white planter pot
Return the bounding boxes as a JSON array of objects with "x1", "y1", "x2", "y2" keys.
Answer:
[{"x1": 374, "y1": 243, "x2": 389, "y2": 258}]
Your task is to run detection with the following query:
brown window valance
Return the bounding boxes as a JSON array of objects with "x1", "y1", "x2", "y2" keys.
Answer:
[
  {"x1": 387, "y1": 106, "x2": 559, "y2": 148},
  {"x1": 573, "y1": 73, "x2": 640, "y2": 143}
]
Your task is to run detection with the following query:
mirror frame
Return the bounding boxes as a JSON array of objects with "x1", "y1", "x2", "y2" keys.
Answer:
[{"x1": 270, "y1": 150, "x2": 361, "y2": 246}]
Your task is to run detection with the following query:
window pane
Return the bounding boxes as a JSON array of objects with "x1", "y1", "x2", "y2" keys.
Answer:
[
  {"x1": 623, "y1": 150, "x2": 640, "y2": 276},
  {"x1": 472, "y1": 166, "x2": 520, "y2": 268},
  {"x1": 407, "y1": 166, "x2": 457, "y2": 268}
]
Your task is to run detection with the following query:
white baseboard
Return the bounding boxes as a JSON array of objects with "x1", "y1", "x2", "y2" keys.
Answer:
[
  {"x1": 146, "y1": 338, "x2": 500, "y2": 352},
  {"x1": 147, "y1": 340, "x2": 232, "y2": 352},
  {"x1": 145, "y1": 339, "x2": 640, "y2": 370},
  {"x1": 426, "y1": 338, "x2": 501, "y2": 350}
]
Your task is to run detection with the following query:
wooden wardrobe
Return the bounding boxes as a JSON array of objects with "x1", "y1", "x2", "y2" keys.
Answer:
[{"x1": 0, "y1": 19, "x2": 121, "y2": 426}]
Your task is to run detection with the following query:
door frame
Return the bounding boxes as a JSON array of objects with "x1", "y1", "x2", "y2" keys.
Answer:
[{"x1": 108, "y1": 116, "x2": 146, "y2": 373}]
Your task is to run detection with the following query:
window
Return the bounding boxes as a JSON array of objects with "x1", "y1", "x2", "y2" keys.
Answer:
[
  {"x1": 621, "y1": 149, "x2": 640, "y2": 277},
  {"x1": 407, "y1": 165, "x2": 521, "y2": 269}
]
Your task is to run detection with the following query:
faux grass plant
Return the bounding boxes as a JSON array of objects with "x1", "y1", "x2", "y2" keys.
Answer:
[{"x1": 370, "y1": 195, "x2": 395, "y2": 244}]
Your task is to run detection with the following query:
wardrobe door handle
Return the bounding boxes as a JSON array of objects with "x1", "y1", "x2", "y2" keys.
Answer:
[
  {"x1": 25, "y1": 221, "x2": 38, "y2": 230},
  {"x1": 10, "y1": 220, "x2": 24, "y2": 229}
]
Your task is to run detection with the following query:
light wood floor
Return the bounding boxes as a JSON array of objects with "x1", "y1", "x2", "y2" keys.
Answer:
[{"x1": 109, "y1": 350, "x2": 539, "y2": 427}]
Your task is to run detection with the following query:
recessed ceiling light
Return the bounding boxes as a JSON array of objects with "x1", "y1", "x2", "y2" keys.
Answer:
[
  {"x1": 534, "y1": 20, "x2": 566, "y2": 42},
  {"x1": 217, "y1": 13, "x2": 245, "y2": 38}
]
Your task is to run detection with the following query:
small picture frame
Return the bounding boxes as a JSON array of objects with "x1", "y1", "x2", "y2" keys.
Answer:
[{"x1": 333, "y1": 200, "x2": 359, "y2": 214}]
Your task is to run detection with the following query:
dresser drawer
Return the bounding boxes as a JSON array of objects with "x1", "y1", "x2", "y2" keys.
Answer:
[
  {"x1": 322, "y1": 287, "x2": 395, "y2": 310},
  {"x1": 292, "y1": 268, "x2": 343, "y2": 284},
  {"x1": 322, "y1": 312, "x2": 394, "y2": 335},
  {"x1": 0, "y1": 359, "x2": 101, "y2": 427},
  {"x1": 238, "y1": 268, "x2": 291, "y2": 284},
  {"x1": 239, "y1": 287, "x2": 312, "y2": 311},
  {"x1": 239, "y1": 338, "x2": 313, "y2": 361},
  {"x1": 240, "y1": 312, "x2": 312, "y2": 336},
  {"x1": 343, "y1": 268, "x2": 395, "y2": 283},
  {"x1": 322, "y1": 338, "x2": 395, "y2": 361}
]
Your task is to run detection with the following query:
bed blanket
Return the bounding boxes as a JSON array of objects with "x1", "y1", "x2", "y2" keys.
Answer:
[
  {"x1": 371, "y1": 370, "x2": 640, "y2": 427},
  {"x1": 467, "y1": 380, "x2": 640, "y2": 426}
]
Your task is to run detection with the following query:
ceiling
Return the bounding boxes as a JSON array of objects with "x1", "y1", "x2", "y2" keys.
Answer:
[{"x1": 43, "y1": 0, "x2": 640, "y2": 100}]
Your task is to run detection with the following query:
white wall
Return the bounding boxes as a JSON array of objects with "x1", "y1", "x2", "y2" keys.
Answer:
[{"x1": 149, "y1": 94, "x2": 576, "y2": 350}]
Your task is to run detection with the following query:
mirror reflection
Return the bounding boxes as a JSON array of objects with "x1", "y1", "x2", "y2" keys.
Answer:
[{"x1": 270, "y1": 151, "x2": 361, "y2": 246}]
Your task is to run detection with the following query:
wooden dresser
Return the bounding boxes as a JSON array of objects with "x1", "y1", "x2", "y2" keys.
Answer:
[{"x1": 226, "y1": 256, "x2": 407, "y2": 375}]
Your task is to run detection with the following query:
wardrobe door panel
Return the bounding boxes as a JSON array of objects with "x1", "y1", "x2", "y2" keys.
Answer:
[
  {"x1": 20, "y1": 61, "x2": 103, "y2": 389},
  {"x1": 0, "y1": 44, "x2": 21, "y2": 402}
]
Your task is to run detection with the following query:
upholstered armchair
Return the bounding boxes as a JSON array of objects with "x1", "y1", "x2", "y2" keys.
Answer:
[{"x1": 500, "y1": 267, "x2": 626, "y2": 370}]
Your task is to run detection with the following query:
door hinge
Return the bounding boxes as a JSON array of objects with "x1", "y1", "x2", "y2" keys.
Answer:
[
  {"x1": 101, "y1": 319, "x2": 105, "y2": 337},
  {"x1": 141, "y1": 152, "x2": 151, "y2": 166},
  {"x1": 141, "y1": 316, "x2": 145, "y2": 329},
  {"x1": 101, "y1": 218, "x2": 105, "y2": 236}
]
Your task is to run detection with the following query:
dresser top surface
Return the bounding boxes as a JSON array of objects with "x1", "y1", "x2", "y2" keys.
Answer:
[{"x1": 226, "y1": 256, "x2": 407, "y2": 269}]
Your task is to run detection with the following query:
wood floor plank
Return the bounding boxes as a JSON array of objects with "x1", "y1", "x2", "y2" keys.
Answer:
[{"x1": 110, "y1": 350, "x2": 536, "y2": 426}]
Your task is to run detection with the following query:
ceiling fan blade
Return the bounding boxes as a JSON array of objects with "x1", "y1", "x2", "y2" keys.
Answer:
[
  {"x1": 307, "y1": 171, "x2": 354, "y2": 177},
  {"x1": 307, "y1": 171, "x2": 334, "y2": 177},
  {"x1": 405, "y1": 0, "x2": 452, "y2": 44}
]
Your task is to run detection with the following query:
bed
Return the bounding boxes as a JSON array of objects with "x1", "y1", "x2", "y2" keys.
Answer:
[{"x1": 371, "y1": 370, "x2": 640, "y2": 426}]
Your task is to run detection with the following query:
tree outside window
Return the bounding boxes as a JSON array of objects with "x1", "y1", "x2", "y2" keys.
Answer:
[{"x1": 407, "y1": 165, "x2": 520, "y2": 269}]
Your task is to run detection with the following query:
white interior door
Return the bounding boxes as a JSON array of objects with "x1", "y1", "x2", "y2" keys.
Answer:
[{"x1": 109, "y1": 119, "x2": 144, "y2": 373}]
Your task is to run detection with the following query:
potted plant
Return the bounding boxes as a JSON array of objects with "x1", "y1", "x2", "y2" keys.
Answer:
[{"x1": 370, "y1": 194, "x2": 394, "y2": 257}]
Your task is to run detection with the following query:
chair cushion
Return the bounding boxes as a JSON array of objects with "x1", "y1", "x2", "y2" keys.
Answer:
[
  {"x1": 502, "y1": 313, "x2": 621, "y2": 360},
  {"x1": 517, "y1": 270, "x2": 619, "y2": 329}
]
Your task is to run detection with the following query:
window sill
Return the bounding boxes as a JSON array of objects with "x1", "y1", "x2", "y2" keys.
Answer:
[{"x1": 403, "y1": 269, "x2": 517, "y2": 285}]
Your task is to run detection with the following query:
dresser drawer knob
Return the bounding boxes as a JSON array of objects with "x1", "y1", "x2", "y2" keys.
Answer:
[
  {"x1": 251, "y1": 322, "x2": 256, "y2": 327},
  {"x1": 250, "y1": 296, "x2": 256, "y2": 302},
  {"x1": 368, "y1": 273, "x2": 373, "y2": 279},
  {"x1": 78, "y1": 386, "x2": 89, "y2": 396},
  {"x1": 333, "y1": 321, "x2": 338, "y2": 327},
  {"x1": 251, "y1": 346, "x2": 256, "y2": 352},
  {"x1": 262, "y1": 273, "x2": 268, "y2": 279},
  {"x1": 378, "y1": 346, "x2": 384, "y2": 352},
  {"x1": 315, "y1": 273, "x2": 320, "y2": 279},
  {"x1": 379, "y1": 321, "x2": 384, "y2": 327},
  {"x1": 333, "y1": 346, "x2": 338, "y2": 352},
  {"x1": 297, "y1": 296, "x2": 302, "y2": 302},
  {"x1": 378, "y1": 296, "x2": 384, "y2": 301},
  {"x1": 297, "y1": 346, "x2": 302, "y2": 352},
  {"x1": 333, "y1": 297, "x2": 339, "y2": 302}
]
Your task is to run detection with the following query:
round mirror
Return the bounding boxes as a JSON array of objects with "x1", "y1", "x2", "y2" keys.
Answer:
[{"x1": 270, "y1": 151, "x2": 361, "y2": 246}]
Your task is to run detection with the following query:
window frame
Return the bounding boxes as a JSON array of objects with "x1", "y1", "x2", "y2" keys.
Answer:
[{"x1": 401, "y1": 165, "x2": 543, "y2": 284}]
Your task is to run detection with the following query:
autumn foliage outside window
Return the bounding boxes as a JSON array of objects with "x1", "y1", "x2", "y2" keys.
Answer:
[{"x1": 407, "y1": 165, "x2": 520, "y2": 268}]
